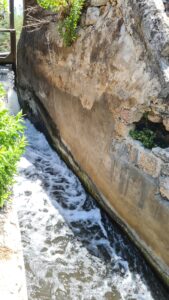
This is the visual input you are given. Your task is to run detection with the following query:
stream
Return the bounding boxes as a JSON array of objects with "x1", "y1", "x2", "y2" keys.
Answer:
[
  {"x1": 1, "y1": 66, "x2": 169, "y2": 300},
  {"x1": 14, "y1": 123, "x2": 169, "y2": 300}
]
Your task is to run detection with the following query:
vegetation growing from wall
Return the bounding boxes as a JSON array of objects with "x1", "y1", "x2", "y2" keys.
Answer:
[
  {"x1": 130, "y1": 114, "x2": 169, "y2": 149},
  {"x1": 37, "y1": 0, "x2": 84, "y2": 46},
  {"x1": 0, "y1": 84, "x2": 26, "y2": 208},
  {"x1": 130, "y1": 128, "x2": 156, "y2": 149}
]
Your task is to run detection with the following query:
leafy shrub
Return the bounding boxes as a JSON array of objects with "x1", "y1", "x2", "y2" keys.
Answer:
[
  {"x1": 37, "y1": 0, "x2": 84, "y2": 46},
  {"x1": 59, "y1": 0, "x2": 84, "y2": 46},
  {"x1": 0, "y1": 84, "x2": 26, "y2": 208},
  {"x1": 130, "y1": 128, "x2": 156, "y2": 149},
  {"x1": 37, "y1": 0, "x2": 67, "y2": 11}
]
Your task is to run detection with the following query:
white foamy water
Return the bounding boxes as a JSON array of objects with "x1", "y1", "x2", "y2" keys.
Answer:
[{"x1": 13, "y1": 120, "x2": 168, "y2": 300}]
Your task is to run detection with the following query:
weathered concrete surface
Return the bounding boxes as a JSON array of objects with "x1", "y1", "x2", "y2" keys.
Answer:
[
  {"x1": 18, "y1": 0, "x2": 169, "y2": 287},
  {"x1": 0, "y1": 202, "x2": 28, "y2": 300}
]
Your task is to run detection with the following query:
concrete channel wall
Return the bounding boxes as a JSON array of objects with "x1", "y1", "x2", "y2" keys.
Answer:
[{"x1": 18, "y1": 0, "x2": 169, "y2": 287}]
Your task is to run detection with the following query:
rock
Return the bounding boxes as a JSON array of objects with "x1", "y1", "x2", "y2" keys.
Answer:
[
  {"x1": 91, "y1": 0, "x2": 108, "y2": 7},
  {"x1": 148, "y1": 112, "x2": 162, "y2": 123},
  {"x1": 100, "y1": 5, "x2": 106, "y2": 15},
  {"x1": 138, "y1": 150, "x2": 161, "y2": 177},
  {"x1": 80, "y1": 13, "x2": 86, "y2": 27},
  {"x1": 110, "y1": 0, "x2": 117, "y2": 6},
  {"x1": 161, "y1": 163, "x2": 169, "y2": 176},
  {"x1": 85, "y1": 7, "x2": 100, "y2": 25},
  {"x1": 152, "y1": 147, "x2": 169, "y2": 162},
  {"x1": 126, "y1": 140, "x2": 139, "y2": 164},
  {"x1": 160, "y1": 177, "x2": 169, "y2": 200},
  {"x1": 163, "y1": 118, "x2": 169, "y2": 131},
  {"x1": 114, "y1": 122, "x2": 133, "y2": 137}
]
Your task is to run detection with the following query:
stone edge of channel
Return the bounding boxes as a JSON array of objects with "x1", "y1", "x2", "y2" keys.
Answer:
[{"x1": 0, "y1": 200, "x2": 28, "y2": 300}]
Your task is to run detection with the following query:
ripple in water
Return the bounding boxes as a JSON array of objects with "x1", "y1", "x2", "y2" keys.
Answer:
[{"x1": 14, "y1": 120, "x2": 169, "y2": 300}]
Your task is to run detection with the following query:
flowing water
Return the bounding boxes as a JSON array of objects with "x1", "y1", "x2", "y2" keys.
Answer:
[
  {"x1": 13, "y1": 121, "x2": 169, "y2": 300},
  {"x1": 1, "y1": 67, "x2": 169, "y2": 300}
]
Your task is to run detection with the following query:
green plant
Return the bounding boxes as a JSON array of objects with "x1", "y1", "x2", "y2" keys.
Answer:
[
  {"x1": 0, "y1": 84, "x2": 26, "y2": 207},
  {"x1": 0, "y1": 0, "x2": 8, "y2": 17},
  {"x1": 59, "y1": 0, "x2": 84, "y2": 46},
  {"x1": 130, "y1": 128, "x2": 156, "y2": 149},
  {"x1": 37, "y1": 0, "x2": 68, "y2": 11},
  {"x1": 37, "y1": 0, "x2": 84, "y2": 46},
  {"x1": 0, "y1": 84, "x2": 6, "y2": 97},
  {"x1": 0, "y1": 0, "x2": 10, "y2": 52},
  {"x1": 0, "y1": 1, "x2": 23, "y2": 51}
]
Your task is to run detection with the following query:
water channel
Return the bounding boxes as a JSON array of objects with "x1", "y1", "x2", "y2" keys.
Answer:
[{"x1": 1, "y1": 67, "x2": 169, "y2": 300}]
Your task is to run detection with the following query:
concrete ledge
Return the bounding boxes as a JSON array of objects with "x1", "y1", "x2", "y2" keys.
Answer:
[{"x1": 0, "y1": 201, "x2": 28, "y2": 300}]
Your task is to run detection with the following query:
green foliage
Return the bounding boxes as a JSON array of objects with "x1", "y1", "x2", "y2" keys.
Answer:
[
  {"x1": 130, "y1": 128, "x2": 156, "y2": 149},
  {"x1": 37, "y1": 0, "x2": 84, "y2": 46},
  {"x1": 37, "y1": 0, "x2": 67, "y2": 11},
  {"x1": 0, "y1": 84, "x2": 26, "y2": 208},
  {"x1": 0, "y1": 31, "x2": 10, "y2": 52},
  {"x1": 0, "y1": 1, "x2": 23, "y2": 52},
  {"x1": 0, "y1": 0, "x2": 9, "y2": 52},
  {"x1": 0, "y1": 83, "x2": 6, "y2": 98},
  {"x1": 0, "y1": 0, "x2": 8, "y2": 16},
  {"x1": 59, "y1": 0, "x2": 84, "y2": 46}
]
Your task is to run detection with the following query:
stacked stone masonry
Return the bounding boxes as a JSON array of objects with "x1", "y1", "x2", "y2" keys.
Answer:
[
  {"x1": 120, "y1": 138, "x2": 169, "y2": 199},
  {"x1": 82, "y1": 0, "x2": 169, "y2": 202}
]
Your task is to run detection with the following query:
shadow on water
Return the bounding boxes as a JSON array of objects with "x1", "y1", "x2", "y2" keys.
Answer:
[{"x1": 15, "y1": 120, "x2": 169, "y2": 300}]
